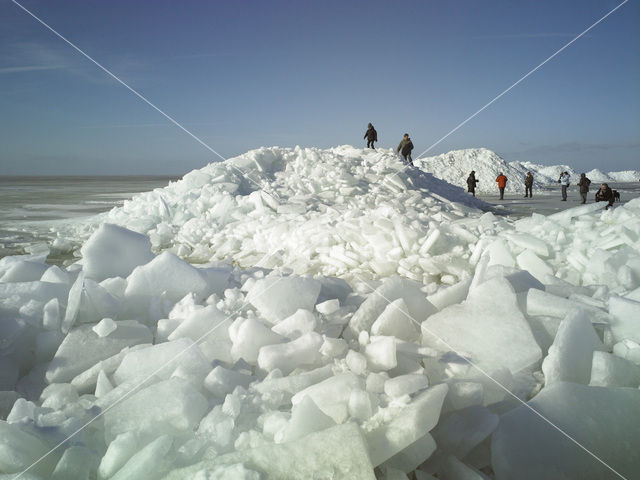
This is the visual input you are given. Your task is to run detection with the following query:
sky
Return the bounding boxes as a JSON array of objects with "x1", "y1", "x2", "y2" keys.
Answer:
[{"x1": 0, "y1": 0, "x2": 638, "y2": 175}]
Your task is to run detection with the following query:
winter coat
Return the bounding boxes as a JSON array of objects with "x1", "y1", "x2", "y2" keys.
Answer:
[
  {"x1": 578, "y1": 175, "x2": 591, "y2": 193},
  {"x1": 467, "y1": 174, "x2": 478, "y2": 190},
  {"x1": 595, "y1": 185, "x2": 614, "y2": 204},
  {"x1": 524, "y1": 174, "x2": 533, "y2": 187},
  {"x1": 559, "y1": 173, "x2": 571, "y2": 186},
  {"x1": 397, "y1": 138, "x2": 414, "y2": 156},
  {"x1": 364, "y1": 126, "x2": 377, "y2": 142},
  {"x1": 496, "y1": 175, "x2": 508, "y2": 188}
]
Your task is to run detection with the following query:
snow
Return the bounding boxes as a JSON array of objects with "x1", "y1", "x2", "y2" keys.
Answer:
[{"x1": 1, "y1": 145, "x2": 640, "y2": 478}]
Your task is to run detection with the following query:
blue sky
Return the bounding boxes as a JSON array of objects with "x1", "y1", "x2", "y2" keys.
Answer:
[{"x1": 0, "y1": 0, "x2": 638, "y2": 175}]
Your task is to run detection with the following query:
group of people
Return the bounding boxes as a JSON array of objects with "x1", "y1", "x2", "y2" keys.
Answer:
[
  {"x1": 363, "y1": 123, "x2": 414, "y2": 166},
  {"x1": 465, "y1": 169, "x2": 617, "y2": 209},
  {"x1": 364, "y1": 124, "x2": 619, "y2": 210}
]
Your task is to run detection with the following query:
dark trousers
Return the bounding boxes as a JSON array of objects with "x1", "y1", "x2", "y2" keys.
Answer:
[
  {"x1": 580, "y1": 192, "x2": 587, "y2": 204},
  {"x1": 402, "y1": 154, "x2": 413, "y2": 166},
  {"x1": 499, "y1": 187, "x2": 505, "y2": 200},
  {"x1": 367, "y1": 140, "x2": 375, "y2": 148},
  {"x1": 468, "y1": 188, "x2": 475, "y2": 197},
  {"x1": 561, "y1": 185, "x2": 568, "y2": 200},
  {"x1": 525, "y1": 185, "x2": 532, "y2": 197}
]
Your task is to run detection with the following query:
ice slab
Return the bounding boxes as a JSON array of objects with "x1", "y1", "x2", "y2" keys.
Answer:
[
  {"x1": 541, "y1": 310, "x2": 604, "y2": 386},
  {"x1": 589, "y1": 351, "x2": 640, "y2": 387},
  {"x1": 363, "y1": 383, "x2": 448, "y2": 467},
  {"x1": 110, "y1": 435, "x2": 173, "y2": 480},
  {"x1": 291, "y1": 372, "x2": 365, "y2": 423},
  {"x1": 0, "y1": 420, "x2": 57, "y2": 476},
  {"x1": 492, "y1": 382, "x2": 640, "y2": 480},
  {"x1": 277, "y1": 395, "x2": 336, "y2": 443},
  {"x1": 103, "y1": 378, "x2": 208, "y2": 443},
  {"x1": 257, "y1": 332, "x2": 323, "y2": 374},
  {"x1": 46, "y1": 321, "x2": 152, "y2": 383},
  {"x1": 80, "y1": 223, "x2": 154, "y2": 281},
  {"x1": 422, "y1": 278, "x2": 541, "y2": 375},
  {"x1": 162, "y1": 423, "x2": 375, "y2": 480},
  {"x1": 608, "y1": 295, "x2": 640, "y2": 344},
  {"x1": 247, "y1": 275, "x2": 321, "y2": 324}
]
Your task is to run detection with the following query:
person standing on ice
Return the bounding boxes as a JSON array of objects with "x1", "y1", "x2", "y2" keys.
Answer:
[
  {"x1": 467, "y1": 171, "x2": 478, "y2": 196},
  {"x1": 495, "y1": 172, "x2": 507, "y2": 200},
  {"x1": 524, "y1": 172, "x2": 533, "y2": 198},
  {"x1": 558, "y1": 171, "x2": 571, "y2": 201},
  {"x1": 364, "y1": 123, "x2": 377, "y2": 149},
  {"x1": 396, "y1": 133, "x2": 414, "y2": 166},
  {"x1": 578, "y1": 173, "x2": 591, "y2": 204}
]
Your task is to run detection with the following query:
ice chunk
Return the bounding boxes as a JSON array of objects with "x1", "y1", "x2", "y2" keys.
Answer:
[
  {"x1": 257, "y1": 332, "x2": 323, "y2": 374},
  {"x1": 163, "y1": 423, "x2": 375, "y2": 480},
  {"x1": 589, "y1": 351, "x2": 640, "y2": 387},
  {"x1": 62, "y1": 271, "x2": 84, "y2": 333},
  {"x1": 438, "y1": 455, "x2": 489, "y2": 480},
  {"x1": 485, "y1": 238, "x2": 516, "y2": 268},
  {"x1": 110, "y1": 435, "x2": 173, "y2": 480},
  {"x1": 204, "y1": 366, "x2": 253, "y2": 398},
  {"x1": 80, "y1": 223, "x2": 154, "y2": 281},
  {"x1": 364, "y1": 384, "x2": 448, "y2": 466},
  {"x1": 51, "y1": 446, "x2": 96, "y2": 480},
  {"x1": 271, "y1": 309, "x2": 317, "y2": 339},
  {"x1": 253, "y1": 365, "x2": 334, "y2": 397},
  {"x1": 277, "y1": 396, "x2": 336, "y2": 443},
  {"x1": 123, "y1": 251, "x2": 213, "y2": 313},
  {"x1": 382, "y1": 433, "x2": 436, "y2": 473},
  {"x1": 515, "y1": 250, "x2": 553, "y2": 283},
  {"x1": 0, "y1": 420, "x2": 57, "y2": 476},
  {"x1": 349, "y1": 276, "x2": 437, "y2": 336},
  {"x1": 103, "y1": 378, "x2": 208, "y2": 443},
  {"x1": 608, "y1": 295, "x2": 640, "y2": 344},
  {"x1": 364, "y1": 336, "x2": 397, "y2": 371},
  {"x1": 93, "y1": 317, "x2": 117, "y2": 337},
  {"x1": 384, "y1": 374, "x2": 429, "y2": 398},
  {"x1": 247, "y1": 275, "x2": 321, "y2": 324},
  {"x1": 316, "y1": 298, "x2": 340, "y2": 314},
  {"x1": 613, "y1": 339, "x2": 640, "y2": 365},
  {"x1": 168, "y1": 304, "x2": 228, "y2": 343},
  {"x1": 427, "y1": 276, "x2": 471, "y2": 311},
  {"x1": 42, "y1": 298, "x2": 61, "y2": 331},
  {"x1": 0, "y1": 260, "x2": 49, "y2": 283},
  {"x1": 95, "y1": 369, "x2": 114, "y2": 397},
  {"x1": 541, "y1": 310, "x2": 604, "y2": 386},
  {"x1": 422, "y1": 278, "x2": 541, "y2": 375},
  {"x1": 492, "y1": 382, "x2": 640, "y2": 480},
  {"x1": 113, "y1": 338, "x2": 210, "y2": 386},
  {"x1": 291, "y1": 372, "x2": 365, "y2": 423},
  {"x1": 46, "y1": 321, "x2": 152, "y2": 383},
  {"x1": 231, "y1": 317, "x2": 284, "y2": 364},
  {"x1": 346, "y1": 350, "x2": 368, "y2": 375},
  {"x1": 371, "y1": 299, "x2": 420, "y2": 342},
  {"x1": 98, "y1": 431, "x2": 138, "y2": 479}
]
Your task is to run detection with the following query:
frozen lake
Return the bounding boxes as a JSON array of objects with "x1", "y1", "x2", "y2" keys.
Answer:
[{"x1": 0, "y1": 176, "x2": 178, "y2": 259}]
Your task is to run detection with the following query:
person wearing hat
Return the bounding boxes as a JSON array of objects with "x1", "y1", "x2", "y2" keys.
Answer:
[
  {"x1": 524, "y1": 172, "x2": 533, "y2": 198},
  {"x1": 467, "y1": 171, "x2": 479, "y2": 196},
  {"x1": 364, "y1": 123, "x2": 377, "y2": 149},
  {"x1": 496, "y1": 172, "x2": 508, "y2": 200},
  {"x1": 396, "y1": 133, "x2": 414, "y2": 166},
  {"x1": 558, "y1": 171, "x2": 571, "y2": 201},
  {"x1": 595, "y1": 183, "x2": 614, "y2": 209},
  {"x1": 577, "y1": 173, "x2": 591, "y2": 204}
]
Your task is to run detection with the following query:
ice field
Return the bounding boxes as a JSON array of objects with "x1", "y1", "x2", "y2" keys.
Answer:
[{"x1": 1, "y1": 146, "x2": 640, "y2": 479}]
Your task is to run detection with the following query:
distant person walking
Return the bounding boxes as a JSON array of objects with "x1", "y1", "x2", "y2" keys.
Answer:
[
  {"x1": 524, "y1": 172, "x2": 533, "y2": 198},
  {"x1": 364, "y1": 123, "x2": 377, "y2": 149},
  {"x1": 577, "y1": 173, "x2": 591, "y2": 204},
  {"x1": 467, "y1": 171, "x2": 479, "y2": 196},
  {"x1": 595, "y1": 183, "x2": 615, "y2": 209},
  {"x1": 496, "y1": 173, "x2": 507, "y2": 200},
  {"x1": 558, "y1": 171, "x2": 571, "y2": 201},
  {"x1": 396, "y1": 133, "x2": 414, "y2": 166}
]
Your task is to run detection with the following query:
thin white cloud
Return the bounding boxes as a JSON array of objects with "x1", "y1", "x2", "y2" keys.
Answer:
[{"x1": 0, "y1": 64, "x2": 62, "y2": 74}]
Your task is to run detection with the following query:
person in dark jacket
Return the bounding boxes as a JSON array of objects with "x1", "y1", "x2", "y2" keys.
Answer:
[
  {"x1": 595, "y1": 183, "x2": 614, "y2": 209},
  {"x1": 524, "y1": 172, "x2": 533, "y2": 198},
  {"x1": 467, "y1": 171, "x2": 479, "y2": 196},
  {"x1": 364, "y1": 123, "x2": 377, "y2": 149},
  {"x1": 396, "y1": 134, "x2": 414, "y2": 166},
  {"x1": 577, "y1": 173, "x2": 591, "y2": 204}
]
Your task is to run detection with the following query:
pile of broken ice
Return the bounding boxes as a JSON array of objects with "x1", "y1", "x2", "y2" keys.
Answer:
[{"x1": 1, "y1": 147, "x2": 640, "y2": 479}]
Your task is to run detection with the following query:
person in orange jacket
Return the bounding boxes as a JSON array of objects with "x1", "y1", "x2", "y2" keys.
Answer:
[{"x1": 496, "y1": 173, "x2": 508, "y2": 200}]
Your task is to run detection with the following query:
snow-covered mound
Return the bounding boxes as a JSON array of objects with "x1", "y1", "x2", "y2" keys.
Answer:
[
  {"x1": 418, "y1": 149, "x2": 547, "y2": 194},
  {"x1": 516, "y1": 161, "x2": 577, "y2": 183},
  {"x1": 608, "y1": 170, "x2": 640, "y2": 182},
  {"x1": 584, "y1": 168, "x2": 614, "y2": 183},
  {"x1": 88, "y1": 146, "x2": 489, "y2": 283}
]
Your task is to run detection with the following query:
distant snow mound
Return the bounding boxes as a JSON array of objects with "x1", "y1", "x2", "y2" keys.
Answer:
[
  {"x1": 585, "y1": 169, "x2": 614, "y2": 183},
  {"x1": 98, "y1": 146, "x2": 488, "y2": 278},
  {"x1": 417, "y1": 148, "x2": 544, "y2": 194},
  {"x1": 609, "y1": 170, "x2": 640, "y2": 182}
]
